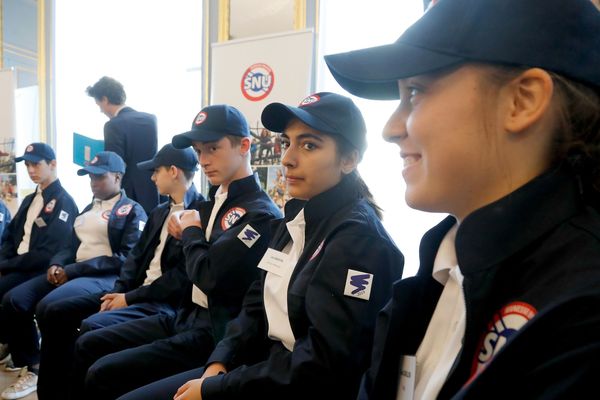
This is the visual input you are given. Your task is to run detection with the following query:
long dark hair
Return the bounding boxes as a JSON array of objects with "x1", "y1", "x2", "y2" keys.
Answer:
[{"x1": 334, "y1": 135, "x2": 384, "y2": 219}]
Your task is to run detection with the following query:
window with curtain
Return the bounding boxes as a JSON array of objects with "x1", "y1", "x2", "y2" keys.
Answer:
[{"x1": 317, "y1": 1, "x2": 445, "y2": 276}]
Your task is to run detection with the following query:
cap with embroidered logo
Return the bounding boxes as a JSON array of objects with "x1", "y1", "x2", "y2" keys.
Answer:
[
  {"x1": 324, "y1": 0, "x2": 600, "y2": 100},
  {"x1": 15, "y1": 143, "x2": 56, "y2": 163},
  {"x1": 172, "y1": 105, "x2": 250, "y2": 149},
  {"x1": 261, "y1": 92, "x2": 367, "y2": 155},
  {"x1": 77, "y1": 151, "x2": 126, "y2": 176},
  {"x1": 137, "y1": 143, "x2": 198, "y2": 172}
]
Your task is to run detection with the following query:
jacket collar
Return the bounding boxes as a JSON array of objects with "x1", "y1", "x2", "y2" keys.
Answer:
[
  {"x1": 183, "y1": 183, "x2": 200, "y2": 209},
  {"x1": 40, "y1": 179, "x2": 64, "y2": 202},
  {"x1": 419, "y1": 166, "x2": 583, "y2": 276},
  {"x1": 207, "y1": 173, "x2": 261, "y2": 202},
  {"x1": 283, "y1": 174, "x2": 361, "y2": 236}
]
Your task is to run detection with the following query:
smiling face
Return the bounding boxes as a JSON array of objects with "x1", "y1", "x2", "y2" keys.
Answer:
[
  {"x1": 280, "y1": 119, "x2": 356, "y2": 201},
  {"x1": 382, "y1": 65, "x2": 513, "y2": 220}
]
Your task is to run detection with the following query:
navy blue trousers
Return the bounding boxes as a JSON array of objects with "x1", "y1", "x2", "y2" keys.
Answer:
[
  {"x1": 73, "y1": 306, "x2": 214, "y2": 400},
  {"x1": 1, "y1": 273, "x2": 117, "y2": 368},
  {"x1": 118, "y1": 367, "x2": 205, "y2": 400},
  {"x1": 36, "y1": 293, "x2": 175, "y2": 400}
]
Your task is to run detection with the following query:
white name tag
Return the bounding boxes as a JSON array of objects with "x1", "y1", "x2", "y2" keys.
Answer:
[
  {"x1": 396, "y1": 355, "x2": 416, "y2": 400},
  {"x1": 35, "y1": 217, "x2": 47, "y2": 228},
  {"x1": 257, "y1": 248, "x2": 289, "y2": 276}
]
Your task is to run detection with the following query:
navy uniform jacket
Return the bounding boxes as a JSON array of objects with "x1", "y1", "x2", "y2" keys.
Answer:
[
  {"x1": 49, "y1": 190, "x2": 147, "y2": 280},
  {"x1": 112, "y1": 184, "x2": 204, "y2": 306},
  {"x1": 104, "y1": 107, "x2": 159, "y2": 214},
  {"x1": 181, "y1": 174, "x2": 282, "y2": 341},
  {"x1": 202, "y1": 176, "x2": 404, "y2": 400},
  {"x1": 359, "y1": 167, "x2": 600, "y2": 400},
  {"x1": 0, "y1": 201, "x2": 12, "y2": 246},
  {"x1": 0, "y1": 179, "x2": 78, "y2": 274}
]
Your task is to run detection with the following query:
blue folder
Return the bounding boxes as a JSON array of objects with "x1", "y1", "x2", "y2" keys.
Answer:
[{"x1": 73, "y1": 132, "x2": 104, "y2": 167}]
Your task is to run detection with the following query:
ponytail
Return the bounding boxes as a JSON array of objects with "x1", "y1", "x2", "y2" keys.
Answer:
[{"x1": 346, "y1": 170, "x2": 383, "y2": 220}]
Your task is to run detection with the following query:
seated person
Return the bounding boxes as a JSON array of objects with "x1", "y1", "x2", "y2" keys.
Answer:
[
  {"x1": 69, "y1": 105, "x2": 282, "y2": 400},
  {"x1": 0, "y1": 151, "x2": 146, "y2": 400},
  {"x1": 35, "y1": 144, "x2": 203, "y2": 400},
  {"x1": 119, "y1": 92, "x2": 405, "y2": 400},
  {"x1": 0, "y1": 142, "x2": 78, "y2": 375},
  {"x1": 0, "y1": 200, "x2": 12, "y2": 247}
]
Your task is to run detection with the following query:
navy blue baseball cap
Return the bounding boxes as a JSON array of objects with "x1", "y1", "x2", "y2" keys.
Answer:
[
  {"x1": 324, "y1": 0, "x2": 600, "y2": 100},
  {"x1": 261, "y1": 92, "x2": 367, "y2": 155},
  {"x1": 137, "y1": 143, "x2": 198, "y2": 172},
  {"x1": 172, "y1": 105, "x2": 250, "y2": 148},
  {"x1": 77, "y1": 151, "x2": 126, "y2": 176},
  {"x1": 15, "y1": 143, "x2": 56, "y2": 163}
]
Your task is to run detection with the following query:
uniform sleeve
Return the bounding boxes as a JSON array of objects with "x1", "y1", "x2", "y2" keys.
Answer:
[
  {"x1": 124, "y1": 258, "x2": 188, "y2": 305},
  {"x1": 182, "y1": 211, "x2": 274, "y2": 300},
  {"x1": 104, "y1": 120, "x2": 125, "y2": 159},
  {"x1": 64, "y1": 203, "x2": 147, "y2": 279},
  {"x1": 203, "y1": 279, "x2": 270, "y2": 368},
  {"x1": 112, "y1": 209, "x2": 157, "y2": 293},
  {"x1": 202, "y1": 232, "x2": 404, "y2": 399},
  {"x1": 0, "y1": 196, "x2": 78, "y2": 274}
]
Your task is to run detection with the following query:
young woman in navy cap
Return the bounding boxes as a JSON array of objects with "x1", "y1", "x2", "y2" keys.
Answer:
[
  {"x1": 117, "y1": 92, "x2": 404, "y2": 400},
  {"x1": 324, "y1": 0, "x2": 600, "y2": 398}
]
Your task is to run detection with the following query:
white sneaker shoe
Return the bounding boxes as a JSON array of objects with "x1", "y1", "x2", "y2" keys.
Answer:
[
  {"x1": 0, "y1": 344, "x2": 9, "y2": 364},
  {"x1": 1, "y1": 368, "x2": 38, "y2": 399}
]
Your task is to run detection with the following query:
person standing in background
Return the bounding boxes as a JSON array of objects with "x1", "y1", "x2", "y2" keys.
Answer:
[{"x1": 86, "y1": 76, "x2": 160, "y2": 214}]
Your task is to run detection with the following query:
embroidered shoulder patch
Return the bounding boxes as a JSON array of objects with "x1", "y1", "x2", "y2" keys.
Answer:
[
  {"x1": 472, "y1": 301, "x2": 537, "y2": 376},
  {"x1": 344, "y1": 269, "x2": 374, "y2": 301},
  {"x1": 116, "y1": 204, "x2": 133, "y2": 217},
  {"x1": 237, "y1": 224, "x2": 260, "y2": 248},
  {"x1": 221, "y1": 207, "x2": 246, "y2": 230},
  {"x1": 44, "y1": 199, "x2": 56, "y2": 214},
  {"x1": 59, "y1": 210, "x2": 69, "y2": 222}
]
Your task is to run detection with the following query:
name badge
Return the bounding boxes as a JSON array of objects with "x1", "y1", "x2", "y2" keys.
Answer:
[
  {"x1": 396, "y1": 355, "x2": 416, "y2": 400},
  {"x1": 257, "y1": 248, "x2": 289, "y2": 277},
  {"x1": 34, "y1": 217, "x2": 47, "y2": 228}
]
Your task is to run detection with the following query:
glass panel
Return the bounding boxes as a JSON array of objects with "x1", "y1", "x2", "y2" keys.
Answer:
[
  {"x1": 54, "y1": 0, "x2": 203, "y2": 208},
  {"x1": 317, "y1": 0, "x2": 444, "y2": 276}
]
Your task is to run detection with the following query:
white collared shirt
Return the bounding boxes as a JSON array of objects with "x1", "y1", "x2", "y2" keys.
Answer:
[
  {"x1": 409, "y1": 224, "x2": 466, "y2": 400},
  {"x1": 17, "y1": 188, "x2": 44, "y2": 255},
  {"x1": 143, "y1": 201, "x2": 184, "y2": 285},
  {"x1": 191, "y1": 187, "x2": 228, "y2": 308},
  {"x1": 264, "y1": 208, "x2": 306, "y2": 351},
  {"x1": 74, "y1": 194, "x2": 121, "y2": 262}
]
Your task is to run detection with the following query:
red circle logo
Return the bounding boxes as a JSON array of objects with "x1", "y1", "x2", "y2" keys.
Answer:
[
  {"x1": 300, "y1": 94, "x2": 320, "y2": 106},
  {"x1": 195, "y1": 112, "x2": 207, "y2": 125},
  {"x1": 241, "y1": 63, "x2": 275, "y2": 102}
]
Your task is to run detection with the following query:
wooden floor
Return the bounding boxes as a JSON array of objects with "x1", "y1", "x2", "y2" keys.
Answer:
[{"x1": 0, "y1": 368, "x2": 37, "y2": 400}]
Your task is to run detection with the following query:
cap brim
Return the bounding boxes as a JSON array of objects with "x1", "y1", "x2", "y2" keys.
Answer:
[
  {"x1": 15, "y1": 154, "x2": 44, "y2": 163},
  {"x1": 172, "y1": 131, "x2": 228, "y2": 148},
  {"x1": 324, "y1": 42, "x2": 464, "y2": 100},
  {"x1": 136, "y1": 159, "x2": 158, "y2": 171},
  {"x1": 77, "y1": 166, "x2": 109, "y2": 176},
  {"x1": 261, "y1": 103, "x2": 338, "y2": 135}
]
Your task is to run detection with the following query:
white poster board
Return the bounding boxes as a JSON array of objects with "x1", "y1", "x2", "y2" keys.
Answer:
[{"x1": 211, "y1": 30, "x2": 314, "y2": 209}]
